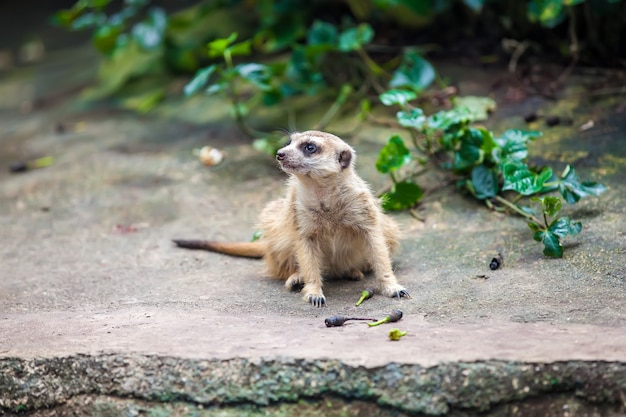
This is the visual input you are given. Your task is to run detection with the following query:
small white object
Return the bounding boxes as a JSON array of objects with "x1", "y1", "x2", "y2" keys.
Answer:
[
  {"x1": 579, "y1": 120, "x2": 594, "y2": 132},
  {"x1": 196, "y1": 146, "x2": 224, "y2": 166}
]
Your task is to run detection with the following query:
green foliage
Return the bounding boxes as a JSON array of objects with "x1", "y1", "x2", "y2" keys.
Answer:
[
  {"x1": 558, "y1": 164, "x2": 607, "y2": 203},
  {"x1": 389, "y1": 51, "x2": 436, "y2": 92},
  {"x1": 54, "y1": 0, "x2": 625, "y2": 108},
  {"x1": 380, "y1": 90, "x2": 417, "y2": 107},
  {"x1": 376, "y1": 91, "x2": 606, "y2": 258},
  {"x1": 53, "y1": 0, "x2": 611, "y2": 259},
  {"x1": 178, "y1": 11, "x2": 435, "y2": 141},
  {"x1": 376, "y1": 134, "x2": 412, "y2": 174},
  {"x1": 529, "y1": 196, "x2": 582, "y2": 257},
  {"x1": 382, "y1": 181, "x2": 423, "y2": 211}
]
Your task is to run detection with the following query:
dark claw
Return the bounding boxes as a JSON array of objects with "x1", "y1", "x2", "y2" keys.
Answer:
[
  {"x1": 289, "y1": 282, "x2": 305, "y2": 292},
  {"x1": 309, "y1": 295, "x2": 326, "y2": 307},
  {"x1": 393, "y1": 289, "x2": 411, "y2": 299}
]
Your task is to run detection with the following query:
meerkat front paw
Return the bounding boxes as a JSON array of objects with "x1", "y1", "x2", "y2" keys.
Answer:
[
  {"x1": 301, "y1": 284, "x2": 326, "y2": 307},
  {"x1": 380, "y1": 282, "x2": 411, "y2": 299},
  {"x1": 285, "y1": 273, "x2": 304, "y2": 291}
]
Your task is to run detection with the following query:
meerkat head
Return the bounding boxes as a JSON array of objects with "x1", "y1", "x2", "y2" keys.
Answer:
[{"x1": 276, "y1": 131, "x2": 356, "y2": 177}]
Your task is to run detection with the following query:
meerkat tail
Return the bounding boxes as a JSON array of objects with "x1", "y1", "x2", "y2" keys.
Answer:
[{"x1": 172, "y1": 239, "x2": 265, "y2": 258}]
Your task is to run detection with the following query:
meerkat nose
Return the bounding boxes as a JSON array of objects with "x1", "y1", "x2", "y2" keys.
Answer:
[{"x1": 276, "y1": 152, "x2": 286, "y2": 160}]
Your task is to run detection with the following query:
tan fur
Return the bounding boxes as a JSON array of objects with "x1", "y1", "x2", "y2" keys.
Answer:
[{"x1": 174, "y1": 130, "x2": 409, "y2": 306}]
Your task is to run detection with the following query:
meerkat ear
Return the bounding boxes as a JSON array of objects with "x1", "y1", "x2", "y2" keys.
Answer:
[{"x1": 338, "y1": 149, "x2": 353, "y2": 169}]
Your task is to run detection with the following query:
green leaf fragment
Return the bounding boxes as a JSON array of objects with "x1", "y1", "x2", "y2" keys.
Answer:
[
  {"x1": 235, "y1": 63, "x2": 273, "y2": 90},
  {"x1": 452, "y1": 96, "x2": 496, "y2": 121},
  {"x1": 558, "y1": 165, "x2": 607, "y2": 204},
  {"x1": 541, "y1": 231, "x2": 564, "y2": 258},
  {"x1": 379, "y1": 89, "x2": 417, "y2": 107},
  {"x1": 337, "y1": 23, "x2": 374, "y2": 51},
  {"x1": 548, "y1": 217, "x2": 582, "y2": 238},
  {"x1": 389, "y1": 51, "x2": 435, "y2": 92},
  {"x1": 131, "y1": 7, "x2": 167, "y2": 50},
  {"x1": 207, "y1": 33, "x2": 238, "y2": 58},
  {"x1": 92, "y1": 25, "x2": 123, "y2": 54},
  {"x1": 397, "y1": 108, "x2": 426, "y2": 129},
  {"x1": 307, "y1": 20, "x2": 338, "y2": 46},
  {"x1": 376, "y1": 135, "x2": 412, "y2": 174},
  {"x1": 494, "y1": 129, "x2": 542, "y2": 163},
  {"x1": 469, "y1": 165, "x2": 498, "y2": 199},
  {"x1": 502, "y1": 162, "x2": 553, "y2": 195},
  {"x1": 184, "y1": 65, "x2": 216, "y2": 96},
  {"x1": 388, "y1": 328, "x2": 407, "y2": 341},
  {"x1": 541, "y1": 196, "x2": 562, "y2": 218},
  {"x1": 428, "y1": 106, "x2": 474, "y2": 132},
  {"x1": 251, "y1": 230, "x2": 263, "y2": 242},
  {"x1": 454, "y1": 127, "x2": 494, "y2": 171},
  {"x1": 382, "y1": 181, "x2": 423, "y2": 211}
]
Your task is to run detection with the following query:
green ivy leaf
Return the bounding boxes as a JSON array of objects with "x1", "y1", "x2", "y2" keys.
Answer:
[
  {"x1": 539, "y1": 195, "x2": 562, "y2": 218},
  {"x1": 262, "y1": 89, "x2": 283, "y2": 106},
  {"x1": 558, "y1": 165, "x2": 607, "y2": 204},
  {"x1": 52, "y1": 9, "x2": 83, "y2": 28},
  {"x1": 528, "y1": 0, "x2": 566, "y2": 28},
  {"x1": 307, "y1": 20, "x2": 337, "y2": 47},
  {"x1": 131, "y1": 7, "x2": 167, "y2": 50},
  {"x1": 428, "y1": 106, "x2": 473, "y2": 132},
  {"x1": 70, "y1": 12, "x2": 106, "y2": 30},
  {"x1": 389, "y1": 51, "x2": 435, "y2": 92},
  {"x1": 548, "y1": 216, "x2": 582, "y2": 238},
  {"x1": 379, "y1": 89, "x2": 417, "y2": 107},
  {"x1": 376, "y1": 134, "x2": 412, "y2": 174},
  {"x1": 206, "y1": 81, "x2": 228, "y2": 95},
  {"x1": 397, "y1": 108, "x2": 426, "y2": 129},
  {"x1": 228, "y1": 40, "x2": 252, "y2": 57},
  {"x1": 208, "y1": 33, "x2": 238, "y2": 58},
  {"x1": 337, "y1": 23, "x2": 374, "y2": 51},
  {"x1": 235, "y1": 63, "x2": 273, "y2": 90},
  {"x1": 494, "y1": 129, "x2": 542, "y2": 163},
  {"x1": 452, "y1": 96, "x2": 496, "y2": 121},
  {"x1": 539, "y1": 230, "x2": 564, "y2": 258},
  {"x1": 92, "y1": 24, "x2": 123, "y2": 54},
  {"x1": 469, "y1": 165, "x2": 498, "y2": 200},
  {"x1": 382, "y1": 181, "x2": 423, "y2": 211},
  {"x1": 454, "y1": 128, "x2": 495, "y2": 172},
  {"x1": 502, "y1": 162, "x2": 553, "y2": 195},
  {"x1": 184, "y1": 65, "x2": 217, "y2": 96}
]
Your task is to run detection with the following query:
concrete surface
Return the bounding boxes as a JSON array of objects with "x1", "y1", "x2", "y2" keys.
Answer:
[{"x1": 0, "y1": 28, "x2": 625, "y2": 417}]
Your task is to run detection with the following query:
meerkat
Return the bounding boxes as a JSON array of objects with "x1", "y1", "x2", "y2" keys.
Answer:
[{"x1": 174, "y1": 130, "x2": 410, "y2": 307}]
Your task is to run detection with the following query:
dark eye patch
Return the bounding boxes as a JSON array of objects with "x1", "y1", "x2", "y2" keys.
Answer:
[{"x1": 302, "y1": 143, "x2": 318, "y2": 155}]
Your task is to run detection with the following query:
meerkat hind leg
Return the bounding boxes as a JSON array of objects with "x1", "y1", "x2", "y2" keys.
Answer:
[{"x1": 345, "y1": 269, "x2": 365, "y2": 281}]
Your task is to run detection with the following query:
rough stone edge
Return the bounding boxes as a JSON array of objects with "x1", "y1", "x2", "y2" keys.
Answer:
[{"x1": 0, "y1": 354, "x2": 624, "y2": 415}]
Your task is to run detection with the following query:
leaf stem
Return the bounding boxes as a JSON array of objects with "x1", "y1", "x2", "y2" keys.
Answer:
[
  {"x1": 314, "y1": 84, "x2": 352, "y2": 131},
  {"x1": 377, "y1": 168, "x2": 428, "y2": 196},
  {"x1": 493, "y1": 195, "x2": 544, "y2": 226},
  {"x1": 356, "y1": 47, "x2": 386, "y2": 77}
]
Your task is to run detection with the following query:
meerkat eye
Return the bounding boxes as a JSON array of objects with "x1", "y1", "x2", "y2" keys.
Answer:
[{"x1": 303, "y1": 143, "x2": 317, "y2": 155}]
